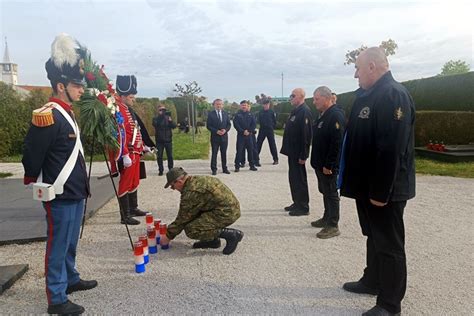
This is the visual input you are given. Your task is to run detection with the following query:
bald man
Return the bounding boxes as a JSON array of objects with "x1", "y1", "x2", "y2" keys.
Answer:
[
  {"x1": 339, "y1": 47, "x2": 416, "y2": 316},
  {"x1": 280, "y1": 88, "x2": 313, "y2": 216}
]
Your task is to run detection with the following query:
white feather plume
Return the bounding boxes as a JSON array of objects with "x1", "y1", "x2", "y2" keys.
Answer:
[{"x1": 50, "y1": 33, "x2": 79, "y2": 68}]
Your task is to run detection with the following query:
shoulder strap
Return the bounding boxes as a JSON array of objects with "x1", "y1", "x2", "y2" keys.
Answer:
[{"x1": 48, "y1": 102, "x2": 84, "y2": 195}]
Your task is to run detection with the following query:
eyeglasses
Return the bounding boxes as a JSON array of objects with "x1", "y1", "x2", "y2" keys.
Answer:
[{"x1": 289, "y1": 94, "x2": 296, "y2": 99}]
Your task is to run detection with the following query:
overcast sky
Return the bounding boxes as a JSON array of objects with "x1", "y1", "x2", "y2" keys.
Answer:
[{"x1": 1, "y1": 0, "x2": 472, "y2": 102}]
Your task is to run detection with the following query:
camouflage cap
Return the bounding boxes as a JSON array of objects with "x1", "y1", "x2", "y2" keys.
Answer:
[{"x1": 165, "y1": 167, "x2": 187, "y2": 188}]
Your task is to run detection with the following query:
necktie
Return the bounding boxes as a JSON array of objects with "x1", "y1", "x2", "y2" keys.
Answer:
[{"x1": 218, "y1": 110, "x2": 222, "y2": 122}]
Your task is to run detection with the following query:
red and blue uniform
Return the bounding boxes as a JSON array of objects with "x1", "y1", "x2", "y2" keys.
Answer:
[{"x1": 22, "y1": 97, "x2": 89, "y2": 305}]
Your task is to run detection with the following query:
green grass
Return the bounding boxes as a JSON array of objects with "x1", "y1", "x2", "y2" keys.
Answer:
[
  {"x1": 415, "y1": 157, "x2": 474, "y2": 178},
  {"x1": 143, "y1": 129, "x2": 210, "y2": 160},
  {"x1": 0, "y1": 172, "x2": 13, "y2": 178},
  {"x1": 275, "y1": 129, "x2": 284, "y2": 136}
]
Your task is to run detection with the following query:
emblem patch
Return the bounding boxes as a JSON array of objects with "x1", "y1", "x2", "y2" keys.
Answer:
[
  {"x1": 305, "y1": 118, "x2": 309, "y2": 125},
  {"x1": 358, "y1": 106, "x2": 370, "y2": 119},
  {"x1": 335, "y1": 122, "x2": 340, "y2": 130},
  {"x1": 290, "y1": 116, "x2": 296, "y2": 122},
  {"x1": 394, "y1": 107, "x2": 404, "y2": 120},
  {"x1": 318, "y1": 121, "x2": 324, "y2": 128}
]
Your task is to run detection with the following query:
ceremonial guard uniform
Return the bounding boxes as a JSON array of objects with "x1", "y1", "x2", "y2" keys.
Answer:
[
  {"x1": 22, "y1": 34, "x2": 97, "y2": 315},
  {"x1": 280, "y1": 103, "x2": 313, "y2": 214},
  {"x1": 113, "y1": 75, "x2": 154, "y2": 225}
]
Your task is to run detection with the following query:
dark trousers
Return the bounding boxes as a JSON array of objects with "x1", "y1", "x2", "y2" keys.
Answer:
[
  {"x1": 288, "y1": 156, "x2": 309, "y2": 210},
  {"x1": 257, "y1": 129, "x2": 278, "y2": 162},
  {"x1": 156, "y1": 142, "x2": 173, "y2": 173},
  {"x1": 210, "y1": 139, "x2": 228, "y2": 172},
  {"x1": 239, "y1": 135, "x2": 259, "y2": 165},
  {"x1": 356, "y1": 199, "x2": 407, "y2": 314},
  {"x1": 315, "y1": 169, "x2": 340, "y2": 227},
  {"x1": 235, "y1": 135, "x2": 255, "y2": 168}
]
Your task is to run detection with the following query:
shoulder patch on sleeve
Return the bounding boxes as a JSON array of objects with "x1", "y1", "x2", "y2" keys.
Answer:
[
  {"x1": 335, "y1": 122, "x2": 340, "y2": 130},
  {"x1": 305, "y1": 118, "x2": 309, "y2": 125},
  {"x1": 32, "y1": 105, "x2": 55, "y2": 127},
  {"x1": 394, "y1": 106, "x2": 404, "y2": 121}
]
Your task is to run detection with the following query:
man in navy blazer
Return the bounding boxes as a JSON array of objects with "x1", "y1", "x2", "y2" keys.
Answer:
[{"x1": 206, "y1": 99, "x2": 231, "y2": 175}]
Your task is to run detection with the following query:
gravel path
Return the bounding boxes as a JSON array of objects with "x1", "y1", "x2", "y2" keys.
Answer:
[{"x1": 0, "y1": 130, "x2": 473, "y2": 315}]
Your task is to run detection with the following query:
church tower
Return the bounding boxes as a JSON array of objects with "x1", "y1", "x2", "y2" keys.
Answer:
[{"x1": 1, "y1": 37, "x2": 18, "y2": 85}]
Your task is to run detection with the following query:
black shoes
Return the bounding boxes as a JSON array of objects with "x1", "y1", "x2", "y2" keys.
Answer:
[
  {"x1": 66, "y1": 279, "x2": 98, "y2": 295},
  {"x1": 121, "y1": 216, "x2": 140, "y2": 225},
  {"x1": 212, "y1": 170, "x2": 217, "y2": 175},
  {"x1": 222, "y1": 169, "x2": 230, "y2": 174},
  {"x1": 158, "y1": 171, "x2": 164, "y2": 176},
  {"x1": 130, "y1": 209, "x2": 147, "y2": 217},
  {"x1": 362, "y1": 305, "x2": 400, "y2": 316},
  {"x1": 234, "y1": 168, "x2": 240, "y2": 173},
  {"x1": 255, "y1": 162, "x2": 261, "y2": 167},
  {"x1": 284, "y1": 204, "x2": 295, "y2": 211},
  {"x1": 249, "y1": 166, "x2": 258, "y2": 171},
  {"x1": 342, "y1": 280, "x2": 378, "y2": 295},
  {"x1": 273, "y1": 160, "x2": 279, "y2": 165},
  {"x1": 193, "y1": 238, "x2": 222, "y2": 249},
  {"x1": 47, "y1": 300, "x2": 84, "y2": 315},
  {"x1": 289, "y1": 209, "x2": 309, "y2": 216},
  {"x1": 219, "y1": 228, "x2": 244, "y2": 255},
  {"x1": 239, "y1": 163, "x2": 245, "y2": 168}
]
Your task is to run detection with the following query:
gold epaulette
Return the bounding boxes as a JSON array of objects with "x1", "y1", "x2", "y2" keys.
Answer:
[{"x1": 32, "y1": 104, "x2": 55, "y2": 127}]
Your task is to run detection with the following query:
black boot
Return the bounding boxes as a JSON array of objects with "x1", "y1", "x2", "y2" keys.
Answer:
[
  {"x1": 119, "y1": 194, "x2": 140, "y2": 225},
  {"x1": 192, "y1": 238, "x2": 221, "y2": 249},
  {"x1": 218, "y1": 228, "x2": 244, "y2": 255},
  {"x1": 128, "y1": 191, "x2": 147, "y2": 216}
]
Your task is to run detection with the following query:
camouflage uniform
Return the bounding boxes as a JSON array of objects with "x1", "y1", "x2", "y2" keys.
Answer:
[{"x1": 167, "y1": 176, "x2": 240, "y2": 241}]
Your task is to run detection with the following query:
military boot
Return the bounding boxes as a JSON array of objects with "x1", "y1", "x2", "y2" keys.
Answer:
[
  {"x1": 128, "y1": 191, "x2": 147, "y2": 217},
  {"x1": 192, "y1": 238, "x2": 221, "y2": 249},
  {"x1": 218, "y1": 228, "x2": 244, "y2": 255},
  {"x1": 316, "y1": 226, "x2": 340, "y2": 239},
  {"x1": 119, "y1": 194, "x2": 140, "y2": 225}
]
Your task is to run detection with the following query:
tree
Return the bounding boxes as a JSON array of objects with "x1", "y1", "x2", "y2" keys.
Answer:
[
  {"x1": 344, "y1": 38, "x2": 398, "y2": 65},
  {"x1": 439, "y1": 60, "x2": 470, "y2": 76},
  {"x1": 173, "y1": 81, "x2": 202, "y2": 143}
]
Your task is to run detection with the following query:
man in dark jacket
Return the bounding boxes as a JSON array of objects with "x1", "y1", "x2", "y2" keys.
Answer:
[
  {"x1": 206, "y1": 99, "x2": 231, "y2": 175},
  {"x1": 233, "y1": 100, "x2": 258, "y2": 172},
  {"x1": 310, "y1": 86, "x2": 345, "y2": 239},
  {"x1": 152, "y1": 105, "x2": 177, "y2": 176},
  {"x1": 256, "y1": 98, "x2": 279, "y2": 165},
  {"x1": 280, "y1": 88, "x2": 313, "y2": 216},
  {"x1": 340, "y1": 47, "x2": 416, "y2": 316}
]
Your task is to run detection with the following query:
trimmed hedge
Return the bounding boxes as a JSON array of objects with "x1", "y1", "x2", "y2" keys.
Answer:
[
  {"x1": 415, "y1": 111, "x2": 474, "y2": 146},
  {"x1": 335, "y1": 71, "x2": 474, "y2": 112}
]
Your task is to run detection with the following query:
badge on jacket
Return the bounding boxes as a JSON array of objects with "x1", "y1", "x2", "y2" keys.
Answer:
[
  {"x1": 335, "y1": 122, "x2": 340, "y2": 130},
  {"x1": 318, "y1": 121, "x2": 324, "y2": 128},
  {"x1": 358, "y1": 106, "x2": 370, "y2": 119},
  {"x1": 290, "y1": 116, "x2": 296, "y2": 122},
  {"x1": 394, "y1": 107, "x2": 404, "y2": 120}
]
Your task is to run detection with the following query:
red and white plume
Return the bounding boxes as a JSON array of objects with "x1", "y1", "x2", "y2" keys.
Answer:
[{"x1": 50, "y1": 33, "x2": 79, "y2": 69}]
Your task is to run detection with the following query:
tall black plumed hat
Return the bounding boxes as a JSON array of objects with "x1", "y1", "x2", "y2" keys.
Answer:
[
  {"x1": 116, "y1": 75, "x2": 138, "y2": 96},
  {"x1": 45, "y1": 33, "x2": 86, "y2": 85}
]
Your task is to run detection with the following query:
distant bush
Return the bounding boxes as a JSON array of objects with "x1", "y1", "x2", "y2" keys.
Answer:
[
  {"x1": 334, "y1": 71, "x2": 474, "y2": 113},
  {"x1": 415, "y1": 111, "x2": 474, "y2": 146}
]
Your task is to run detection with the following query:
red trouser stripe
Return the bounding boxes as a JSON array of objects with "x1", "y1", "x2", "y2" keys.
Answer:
[{"x1": 44, "y1": 201, "x2": 53, "y2": 305}]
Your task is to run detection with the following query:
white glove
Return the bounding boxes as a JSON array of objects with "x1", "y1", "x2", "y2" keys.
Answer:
[
  {"x1": 123, "y1": 154, "x2": 132, "y2": 168},
  {"x1": 143, "y1": 145, "x2": 151, "y2": 153}
]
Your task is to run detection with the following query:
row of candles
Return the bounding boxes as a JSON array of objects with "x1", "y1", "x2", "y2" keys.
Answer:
[{"x1": 133, "y1": 213, "x2": 169, "y2": 273}]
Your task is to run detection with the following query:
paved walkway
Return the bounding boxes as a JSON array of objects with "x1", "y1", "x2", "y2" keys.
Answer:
[{"x1": 0, "y1": 130, "x2": 473, "y2": 314}]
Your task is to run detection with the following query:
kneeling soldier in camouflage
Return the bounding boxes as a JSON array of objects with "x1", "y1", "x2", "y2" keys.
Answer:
[{"x1": 161, "y1": 167, "x2": 244, "y2": 255}]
